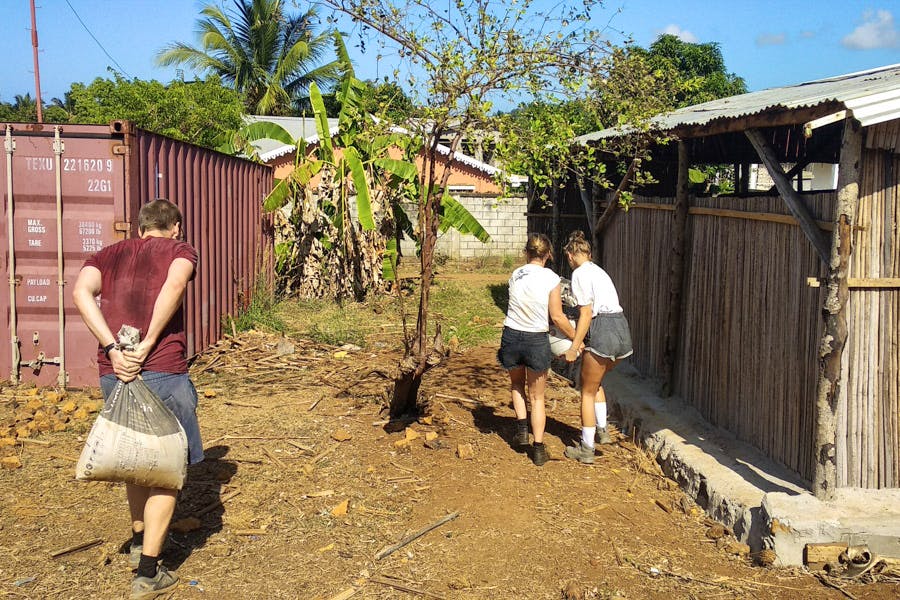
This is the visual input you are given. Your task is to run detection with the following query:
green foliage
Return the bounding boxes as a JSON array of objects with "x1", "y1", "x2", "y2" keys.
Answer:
[
  {"x1": 688, "y1": 165, "x2": 734, "y2": 196},
  {"x1": 65, "y1": 75, "x2": 245, "y2": 148},
  {"x1": 496, "y1": 99, "x2": 603, "y2": 200},
  {"x1": 0, "y1": 94, "x2": 39, "y2": 122},
  {"x1": 157, "y1": 0, "x2": 344, "y2": 115},
  {"x1": 638, "y1": 34, "x2": 748, "y2": 107}
]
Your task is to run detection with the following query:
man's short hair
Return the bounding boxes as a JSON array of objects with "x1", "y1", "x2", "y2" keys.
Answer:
[{"x1": 139, "y1": 199, "x2": 182, "y2": 234}]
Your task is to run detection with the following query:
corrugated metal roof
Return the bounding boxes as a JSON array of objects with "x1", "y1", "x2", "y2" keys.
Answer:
[{"x1": 576, "y1": 63, "x2": 900, "y2": 143}]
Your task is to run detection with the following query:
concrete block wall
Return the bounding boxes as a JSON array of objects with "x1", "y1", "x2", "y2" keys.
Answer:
[{"x1": 399, "y1": 194, "x2": 527, "y2": 259}]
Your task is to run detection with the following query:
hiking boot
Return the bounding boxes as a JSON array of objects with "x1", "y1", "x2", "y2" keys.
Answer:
[
  {"x1": 129, "y1": 543, "x2": 142, "y2": 568},
  {"x1": 595, "y1": 427, "x2": 613, "y2": 445},
  {"x1": 531, "y1": 443, "x2": 549, "y2": 466},
  {"x1": 513, "y1": 429, "x2": 530, "y2": 446},
  {"x1": 564, "y1": 442, "x2": 595, "y2": 464},
  {"x1": 131, "y1": 566, "x2": 178, "y2": 599}
]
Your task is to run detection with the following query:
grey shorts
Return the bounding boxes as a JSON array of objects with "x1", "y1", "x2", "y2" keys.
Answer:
[
  {"x1": 585, "y1": 312, "x2": 633, "y2": 361},
  {"x1": 101, "y1": 371, "x2": 204, "y2": 465}
]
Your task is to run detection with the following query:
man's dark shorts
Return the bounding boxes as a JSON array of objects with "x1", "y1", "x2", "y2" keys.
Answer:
[
  {"x1": 497, "y1": 327, "x2": 552, "y2": 372},
  {"x1": 101, "y1": 371, "x2": 204, "y2": 465}
]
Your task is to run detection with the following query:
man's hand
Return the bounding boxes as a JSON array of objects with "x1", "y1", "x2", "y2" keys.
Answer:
[
  {"x1": 564, "y1": 346, "x2": 581, "y2": 363},
  {"x1": 110, "y1": 349, "x2": 141, "y2": 382},
  {"x1": 121, "y1": 340, "x2": 154, "y2": 368}
]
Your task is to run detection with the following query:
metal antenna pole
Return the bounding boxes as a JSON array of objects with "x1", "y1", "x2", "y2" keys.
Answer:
[{"x1": 30, "y1": 0, "x2": 44, "y2": 123}]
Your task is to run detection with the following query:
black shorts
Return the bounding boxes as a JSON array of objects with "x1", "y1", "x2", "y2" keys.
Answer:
[{"x1": 497, "y1": 327, "x2": 552, "y2": 372}]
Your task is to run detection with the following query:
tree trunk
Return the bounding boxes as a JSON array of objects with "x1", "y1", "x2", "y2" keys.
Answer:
[
  {"x1": 593, "y1": 156, "x2": 639, "y2": 256},
  {"x1": 389, "y1": 129, "x2": 463, "y2": 417},
  {"x1": 813, "y1": 118, "x2": 862, "y2": 499}
]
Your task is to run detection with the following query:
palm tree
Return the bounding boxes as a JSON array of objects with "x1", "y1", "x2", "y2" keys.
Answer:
[
  {"x1": 12, "y1": 94, "x2": 38, "y2": 121},
  {"x1": 156, "y1": 0, "x2": 344, "y2": 115}
]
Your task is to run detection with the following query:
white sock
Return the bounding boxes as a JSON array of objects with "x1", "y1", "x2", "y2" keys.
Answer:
[
  {"x1": 581, "y1": 427, "x2": 596, "y2": 448},
  {"x1": 595, "y1": 402, "x2": 607, "y2": 429}
]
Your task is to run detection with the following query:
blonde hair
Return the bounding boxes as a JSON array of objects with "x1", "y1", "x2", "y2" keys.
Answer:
[
  {"x1": 524, "y1": 233, "x2": 552, "y2": 262},
  {"x1": 564, "y1": 230, "x2": 592, "y2": 258}
]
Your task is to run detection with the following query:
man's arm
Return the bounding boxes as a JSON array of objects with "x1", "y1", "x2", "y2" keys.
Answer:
[
  {"x1": 72, "y1": 266, "x2": 140, "y2": 381},
  {"x1": 122, "y1": 257, "x2": 194, "y2": 365}
]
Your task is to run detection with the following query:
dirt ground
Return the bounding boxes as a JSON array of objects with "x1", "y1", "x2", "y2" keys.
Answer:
[{"x1": 2, "y1": 330, "x2": 899, "y2": 599}]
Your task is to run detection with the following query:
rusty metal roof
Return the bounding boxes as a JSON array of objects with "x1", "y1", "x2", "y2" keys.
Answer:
[{"x1": 576, "y1": 63, "x2": 900, "y2": 143}]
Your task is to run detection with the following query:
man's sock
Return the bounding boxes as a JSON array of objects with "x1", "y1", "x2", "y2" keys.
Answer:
[
  {"x1": 581, "y1": 426, "x2": 596, "y2": 449},
  {"x1": 594, "y1": 401, "x2": 607, "y2": 429},
  {"x1": 132, "y1": 530, "x2": 144, "y2": 548},
  {"x1": 516, "y1": 418, "x2": 528, "y2": 434},
  {"x1": 136, "y1": 554, "x2": 158, "y2": 579}
]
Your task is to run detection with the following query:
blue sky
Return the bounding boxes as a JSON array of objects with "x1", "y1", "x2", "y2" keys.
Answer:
[{"x1": 1, "y1": 0, "x2": 898, "y2": 105}]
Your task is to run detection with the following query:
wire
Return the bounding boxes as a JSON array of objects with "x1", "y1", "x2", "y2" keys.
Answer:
[{"x1": 62, "y1": 0, "x2": 133, "y2": 79}]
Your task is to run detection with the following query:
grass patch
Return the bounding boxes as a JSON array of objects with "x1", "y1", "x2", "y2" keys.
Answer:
[
  {"x1": 274, "y1": 267, "x2": 509, "y2": 350},
  {"x1": 229, "y1": 281, "x2": 286, "y2": 333},
  {"x1": 429, "y1": 278, "x2": 506, "y2": 348}
]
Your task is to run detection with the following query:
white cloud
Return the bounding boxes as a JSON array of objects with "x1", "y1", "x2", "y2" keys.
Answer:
[
  {"x1": 799, "y1": 31, "x2": 816, "y2": 40},
  {"x1": 756, "y1": 33, "x2": 787, "y2": 47},
  {"x1": 841, "y1": 9, "x2": 899, "y2": 50},
  {"x1": 658, "y1": 24, "x2": 698, "y2": 43}
]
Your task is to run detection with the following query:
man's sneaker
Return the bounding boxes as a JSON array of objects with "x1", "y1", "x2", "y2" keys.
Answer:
[
  {"x1": 131, "y1": 566, "x2": 178, "y2": 599},
  {"x1": 595, "y1": 427, "x2": 613, "y2": 445},
  {"x1": 513, "y1": 429, "x2": 529, "y2": 446},
  {"x1": 531, "y1": 443, "x2": 549, "y2": 466},
  {"x1": 564, "y1": 442, "x2": 595, "y2": 464},
  {"x1": 129, "y1": 544, "x2": 142, "y2": 568}
]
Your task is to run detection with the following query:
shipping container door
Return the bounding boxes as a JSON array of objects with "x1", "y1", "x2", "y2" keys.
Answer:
[{"x1": 1, "y1": 126, "x2": 125, "y2": 388}]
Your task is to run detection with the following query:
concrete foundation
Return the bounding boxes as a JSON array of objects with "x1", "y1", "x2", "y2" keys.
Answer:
[{"x1": 604, "y1": 367, "x2": 900, "y2": 567}]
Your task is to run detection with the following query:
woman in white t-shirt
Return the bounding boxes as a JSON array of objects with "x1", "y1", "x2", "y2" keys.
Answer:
[
  {"x1": 562, "y1": 230, "x2": 633, "y2": 464},
  {"x1": 498, "y1": 233, "x2": 576, "y2": 466}
]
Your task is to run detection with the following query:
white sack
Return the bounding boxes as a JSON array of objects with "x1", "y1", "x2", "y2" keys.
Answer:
[{"x1": 76, "y1": 378, "x2": 187, "y2": 490}]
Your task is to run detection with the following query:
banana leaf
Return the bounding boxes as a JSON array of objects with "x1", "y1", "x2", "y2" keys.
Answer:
[
  {"x1": 344, "y1": 147, "x2": 375, "y2": 230},
  {"x1": 374, "y1": 158, "x2": 418, "y2": 181},
  {"x1": 382, "y1": 237, "x2": 398, "y2": 280},
  {"x1": 439, "y1": 193, "x2": 491, "y2": 243},
  {"x1": 309, "y1": 82, "x2": 333, "y2": 163}
]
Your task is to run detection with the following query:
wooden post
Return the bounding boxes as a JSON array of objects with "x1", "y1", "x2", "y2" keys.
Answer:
[
  {"x1": 745, "y1": 129, "x2": 831, "y2": 264},
  {"x1": 590, "y1": 178, "x2": 602, "y2": 266},
  {"x1": 663, "y1": 140, "x2": 690, "y2": 396},
  {"x1": 740, "y1": 163, "x2": 750, "y2": 194},
  {"x1": 812, "y1": 118, "x2": 862, "y2": 499},
  {"x1": 550, "y1": 180, "x2": 561, "y2": 264}
]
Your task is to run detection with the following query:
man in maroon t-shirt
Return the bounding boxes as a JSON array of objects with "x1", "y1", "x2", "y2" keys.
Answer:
[{"x1": 73, "y1": 199, "x2": 201, "y2": 599}]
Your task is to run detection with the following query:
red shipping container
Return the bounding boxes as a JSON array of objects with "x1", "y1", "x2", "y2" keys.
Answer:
[{"x1": 1, "y1": 121, "x2": 273, "y2": 388}]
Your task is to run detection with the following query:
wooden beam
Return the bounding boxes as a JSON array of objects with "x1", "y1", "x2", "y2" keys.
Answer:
[
  {"x1": 813, "y1": 117, "x2": 863, "y2": 500},
  {"x1": 804, "y1": 111, "x2": 848, "y2": 137},
  {"x1": 767, "y1": 159, "x2": 812, "y2": 193},
  {"x1": 566, "y1": 204, "x2": 839, "y2": 231},
  {"x1": 662, "y1": 140, "x2": 690, "y2": 396},
  {"x1": 807, "y1": 277, "x2": 900, "y2": 289},
  {"x1": 745, "y1": 128, "x2": 831, "y2": 264},
  {"x1": 670, "y1": 102, "x2": 845, "y2": 139}
]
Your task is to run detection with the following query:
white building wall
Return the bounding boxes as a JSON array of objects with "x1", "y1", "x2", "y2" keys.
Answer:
[{"x1": 399, "y1": 194, "x2": 528, "y2": 259}]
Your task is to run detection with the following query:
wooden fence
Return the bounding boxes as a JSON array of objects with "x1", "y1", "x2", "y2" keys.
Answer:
[
  {"x1": 841, "y1": 148, "x2": 900, "y2": 488},
  {"x1": 529, "y1": 173, "x2": 900, "y2": 487}
]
